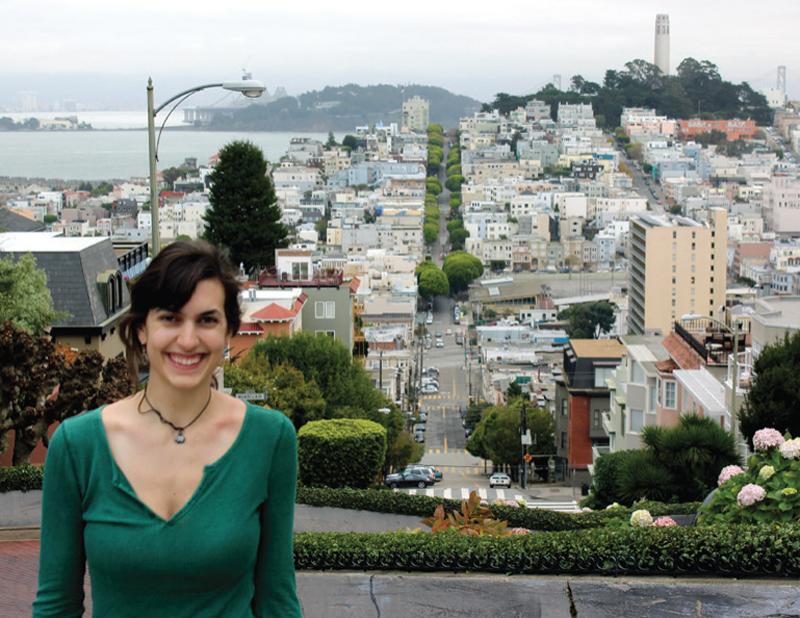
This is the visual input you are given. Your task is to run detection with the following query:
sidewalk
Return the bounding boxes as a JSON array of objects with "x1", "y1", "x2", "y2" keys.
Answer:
[{"x1": 4, "y1": 542, "x2": 799, "y2": 618}]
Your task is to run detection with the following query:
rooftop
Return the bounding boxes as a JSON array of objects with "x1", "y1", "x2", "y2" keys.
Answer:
[
  {"x1": 0, "y1": 232, "x2": 105, "y2": 252},
  {"x1": 569, "y1": 339, "x2": 625, "y2": 359}
]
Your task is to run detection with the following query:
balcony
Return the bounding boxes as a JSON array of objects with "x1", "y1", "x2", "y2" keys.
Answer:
[
  {"x1": 601, "y1": 410, "x2": 614, "y2": 435},
  {"x1": 258, "y1": 268, "x2": 344, "y2": 288},
  {"x1": 726, "y1": 348, "x2": 754, "y2": 394}
]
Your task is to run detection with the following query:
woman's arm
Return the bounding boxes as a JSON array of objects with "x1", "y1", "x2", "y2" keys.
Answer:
[
  {"x1": 32, "y1": 422, "x2": 86, "y2": 617},
  {"x1": 252, "y1": 415, "x2": 302, "y2": 617}
]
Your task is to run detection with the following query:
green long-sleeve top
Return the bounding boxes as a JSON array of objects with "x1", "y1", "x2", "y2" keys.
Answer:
[{"x1": 33, "y1": 403, "x2": 302, "y2": 617}]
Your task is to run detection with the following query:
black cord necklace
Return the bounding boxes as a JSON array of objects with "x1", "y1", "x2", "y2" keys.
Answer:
[{"x1": 138, "y1": 384, "x2": 213, "y2": 444}]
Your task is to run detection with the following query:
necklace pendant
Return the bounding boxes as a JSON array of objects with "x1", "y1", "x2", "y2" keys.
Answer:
[{"x1": 175, "y1": 431, "x2": 186, "y2": 444}]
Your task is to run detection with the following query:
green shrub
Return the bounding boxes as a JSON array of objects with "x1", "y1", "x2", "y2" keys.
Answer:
[
  {"x1": 294, "y1": 524, "x2": 800, "y2": 576},
  {"x1": 426, "y1": 178, "x2": 442, "y2": 196},
  {"x1": 295, "y1": 486, "x2": 699, "y2": 531},
  {"x1": 0, "y1": 464, "x2": 43, "y2": 492},
  {"x1": 297, "y1": 419, "x2": 387, "y2": 489},
  {"x1": 699, "y1": 430, "x2": 800, "y2": 525},
  {"x1": 587, "y1": 450, "x2": 636, "y2": 507},
  {"x1": 616, "y1": 450, "x2": 677, "y2": 504}
]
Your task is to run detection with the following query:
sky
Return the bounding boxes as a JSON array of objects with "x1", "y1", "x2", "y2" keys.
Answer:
[{"x1": 2, "y1": 0, "x2": 799, "y2": 110}]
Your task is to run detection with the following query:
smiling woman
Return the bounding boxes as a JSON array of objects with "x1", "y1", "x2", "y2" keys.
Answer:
[{"x1": 33, "y1": 241, "x2": 302, "y2": 618}]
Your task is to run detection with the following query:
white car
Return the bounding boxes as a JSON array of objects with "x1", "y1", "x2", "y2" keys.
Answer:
[
  {"x1": 435, "y1": 339, "x2": 444, "y2": 348},
  {"x1": 489, "y1": 473, "x2": 511, "y2": 489},
  {"x1": 421, "y1": 384, "x2": 439, "y2": 394}
]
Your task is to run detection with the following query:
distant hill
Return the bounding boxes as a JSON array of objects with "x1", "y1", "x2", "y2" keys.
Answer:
[{"x1": 207, "y1": 84, "x2": 481, "y2": 131}]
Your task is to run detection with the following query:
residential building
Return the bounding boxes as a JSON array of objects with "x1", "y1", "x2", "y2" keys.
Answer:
[
  {"x1": 0, "y1": 233, "x2": 130, "y2": 358},
  {"x1": 554, "y1": 339, "x2": 625, "y2": 482},
  {"x1": 676, "y1": 119, "x2": 757, "y2": 142},
  {"x1": 628, "y1": 209, "x2": 727, "y2": 335},
  {"x1": 402, "y1": 96, "x2": 430, "y2": 133}
]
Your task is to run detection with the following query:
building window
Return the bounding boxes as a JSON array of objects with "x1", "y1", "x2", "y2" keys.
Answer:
[
  {"x1": 664, "y1": 380, "x2": 677, "y2": 409},
  {"x1": 315, "y1": 330, "x2": 335, "y2": 339},
  {"x1": 292, "y1": 262, "x2": 309, "y2": 279},
  {"x1": 594, "y1": 367, "x2": 615, "y2": 388},
  {"x1": 315, "y1": 301, "x2": 335, "y2": 319},
  {"x1": 630, "y1": 409, "x2": 644, "y2": 432},
  {"x1": 561, "y1": 432, "x2": 567, "y2": 449},
  {"x1": 561, "y1": 399, "x2": 568, "y2": 417},
  {"x1": 593, "y1": 409, "x2": 602, "y2": 427}
]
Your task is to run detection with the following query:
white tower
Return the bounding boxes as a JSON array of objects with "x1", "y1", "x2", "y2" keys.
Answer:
[{"x1": 654, "y1": 14, "x2": 670, "y2": 75}]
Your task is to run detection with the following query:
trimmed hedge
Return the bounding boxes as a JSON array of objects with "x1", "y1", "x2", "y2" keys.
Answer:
[
  {"x1": 294, "y1": 524, "x2": 800, "y2": 576},
  {"x1": 0, "y1": 464, "x2": 43, "y2": 492},
  {"x1": 295, "y1": 486, "x2": 700, "y2": 531},
  {"x1": 297, "y1": 419, "x2": 386, "y2": 489}
]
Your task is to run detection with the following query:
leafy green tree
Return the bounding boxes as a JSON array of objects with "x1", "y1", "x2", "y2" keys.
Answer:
[
  {"x1": 251, "y1": 333, "x2": 384, "y2": 419},
  {"x1": 641, "y1": 415, "x2": 739, "y2": 502},
  {"x1": 557, "y1": 301, "x2": 616, "y2": 339},
  {"x1": 448, "y1": 227, "x2": 469, "y2": 251},
  {"x1": 427, "y1": 123, "x2": 444, "y2": 134},
  {"x1": 0, "y1": 253, "x2": 63, "y2": 335},
  {"x1": 0, "y1": 322, "x2": 130, "y2": 464},
  {"x1": 423, "y1": 222, "x2": 438, "y2": 246},
  {"x1": 443, "y1": 251, "x2": 482, "y2": 293},
  {"x1": 203, "y1": 140, "x2": 288, "y2": 271},
  {"x1": 224, "y1": 357, "x2": 326, "y2": 430},
  {"x1": 445, "y1": 174, "x2": 464, "y2": 192},
  {"x1": 341, "y1": 134, "x2": 361, "y2": 151},
  {"x1": 324, "y1": 131, "x2": 337, "y2": 150},
  {"x1": 416, "y1": 262, "x2": 449, "y2": 299},
  {"x1": 739, "y1": 332, "x2": 800, "y2": 446},
  {"x1": 426, "y1": 178, "x2": 442, "y2": 196}
]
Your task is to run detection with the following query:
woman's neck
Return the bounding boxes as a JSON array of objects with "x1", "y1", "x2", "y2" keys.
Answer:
[{"x1": 141, "y1": 379, "x2": 215, "y2": 428}]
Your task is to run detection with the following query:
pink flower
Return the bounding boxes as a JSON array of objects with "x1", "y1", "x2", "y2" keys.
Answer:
[
  {"x1": 753, "y1": 428, "x2": 785, "y2": 451},
  {"x1": 717, "y1": 465, "x2": 745, "y2": 486},
  {"x1": 504, "y1": 500, "x2": 521, "y2": 508},
  {"x1": 509, "y1": 527, "x2": 530, "y2": 535},
  {"x1": 653, "y1": 516, "x2": 677, "y2": 527},
  {"x1": 737, "y1": 483, "x2": 766, "y2": 507},
  {"x1": 580, "y1": 507, "x2": 593, "y2": 513}
]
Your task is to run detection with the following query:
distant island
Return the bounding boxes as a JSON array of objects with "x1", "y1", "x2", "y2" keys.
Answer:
[
  {"x1": 202, "y1": 84, "x2": 482, "y2": 131},
  {"x1": 0, "y1": 116, "x2": 93, "y2": 131}
]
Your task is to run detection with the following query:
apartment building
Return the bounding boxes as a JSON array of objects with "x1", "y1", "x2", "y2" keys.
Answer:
[
  {"x1": 401, "y1": 96, "x2": 430, "y2": 133},
  {"x1": 554, "y1": 339, "x2": 625, "y2": 481},
  {"x1": 762, "y1": 175, "x2": 800, "y2": 235},
  {"x1": 628, "y1": 209, "x2": 727, "y2": 335}
]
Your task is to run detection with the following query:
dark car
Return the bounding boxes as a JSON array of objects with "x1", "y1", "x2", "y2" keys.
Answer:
[{"x1": 384, "y1": 468, "x2": 434, "y2": 489}]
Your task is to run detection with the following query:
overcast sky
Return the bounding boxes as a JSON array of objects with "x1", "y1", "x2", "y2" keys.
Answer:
[{"x1": 3, "y1": 0, "x2": 798, "y2": 110}]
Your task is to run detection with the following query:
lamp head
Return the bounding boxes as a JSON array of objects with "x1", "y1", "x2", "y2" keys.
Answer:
[{"x1": 222, "y1": 79, "x2": 266, "y2": 99}]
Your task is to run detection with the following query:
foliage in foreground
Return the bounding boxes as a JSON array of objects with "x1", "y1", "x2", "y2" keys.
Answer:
[
  {"x1": 295, "y1": 486, "x2": 699, "y2": 532},
  {"x1": 294, "y1": 524, "x2": 800, "y2": 576},
  {"x1": 699, "y1": 428, "x2": 800, "y2": 525}
]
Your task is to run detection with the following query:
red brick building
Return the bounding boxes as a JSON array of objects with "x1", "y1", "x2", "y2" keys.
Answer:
[{"x1": 677, "y1": 118, "x2": 757, "y2": 142}]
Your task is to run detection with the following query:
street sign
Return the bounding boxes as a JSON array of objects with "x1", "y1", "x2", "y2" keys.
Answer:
[
  {"x1": 521, "y1": 430, "x2": 532, "y2": 445},
  {"x1": 236, "y1": 392, "x2": 267, "y2": 401}
]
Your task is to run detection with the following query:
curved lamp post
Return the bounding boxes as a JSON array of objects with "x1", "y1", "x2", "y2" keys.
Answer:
[{"x1": 147, "y1": 77, "x2": 265, "y2": 255}]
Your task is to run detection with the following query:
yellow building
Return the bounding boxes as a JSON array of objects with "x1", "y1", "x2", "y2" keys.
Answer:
[{"x1": 628, "y1": 208, "x2": 727, "y2": 335}]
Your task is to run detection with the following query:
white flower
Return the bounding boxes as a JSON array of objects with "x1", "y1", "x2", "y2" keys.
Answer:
[
  {"x1": 630, "y1": 509, "x2": 653, "y2": 527},
  {"x1": 758, "y1": 465, "x2": 775, "y2": 481},
  {"x1": 779, "y1": 438, "x2": 800, "y2": 460}
]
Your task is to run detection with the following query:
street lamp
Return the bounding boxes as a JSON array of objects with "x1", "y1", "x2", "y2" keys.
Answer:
[{"x1": 146, "y1": 76, "x2": 266, "y2": 255}]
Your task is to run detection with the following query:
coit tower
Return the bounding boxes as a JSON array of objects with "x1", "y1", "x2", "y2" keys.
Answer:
[{"x1": 654, "y1": 14, "x2": 670, "y2": 75}]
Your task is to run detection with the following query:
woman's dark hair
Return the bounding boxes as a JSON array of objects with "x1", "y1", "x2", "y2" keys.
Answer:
[{"x1": 119, "y1": 240, "x2": 241, "y2": 386}]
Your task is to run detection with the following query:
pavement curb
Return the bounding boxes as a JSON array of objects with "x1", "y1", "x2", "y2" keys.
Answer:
[{"x1": 0, "y1": 526, "x2": 40, "y2": 541}]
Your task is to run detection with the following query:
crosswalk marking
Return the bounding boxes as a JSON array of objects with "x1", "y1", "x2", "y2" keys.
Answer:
[{"x1": 392, "y1": 487, "x2": 580, "y2": 512}]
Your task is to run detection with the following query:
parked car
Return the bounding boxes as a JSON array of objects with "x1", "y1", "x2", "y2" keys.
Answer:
[
  {"x1": 385, "y1": 468, "x2": 433, "y2": 489},
  {"x1": 489, "y1": 473, "x2": 511, "y2": 489},
  {"x1": 418, "y1": 411, "x2": 428, "y2": 422},
  {"x1": 413, "y1": 423, "x2": 426, "y2": 434},
  {"x1": 425, "y1": 313, "x2": 433, "y2": 324},
  {"x1": 424, "y1": 366, "x2": 439, "y2": 376},
  {"x1": 414, "y1": 431, "x2": 425, "y2": 443},
  {"x1": 445, "y1": 328, "x2": 453, "y2": 336},
  {"x1": 404, "y1": 465, "x2": 443, "y2": 482},
  {"x1": 421, "y1": 385, "x2": 439, "y2": 395},
  {"x1": 455, "y1": 333, "x2": 464, "y2": 345},
  {"x1": 435, "y1": 339, "x2": 444, "y2": 348}
]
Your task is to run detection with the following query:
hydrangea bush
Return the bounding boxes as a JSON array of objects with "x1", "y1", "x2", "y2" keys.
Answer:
[{"x1": 699, "y1": 428, "x2": 800, "y2": 525}]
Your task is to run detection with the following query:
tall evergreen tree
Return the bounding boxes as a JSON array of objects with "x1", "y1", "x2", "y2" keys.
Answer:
[{"x1": 203, "y1": 140, "x2": 288, "y2": 271}]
